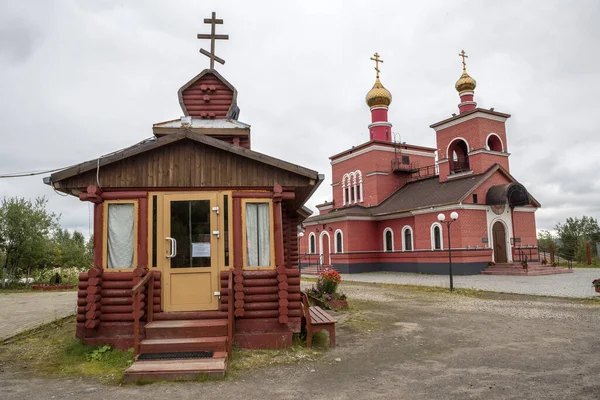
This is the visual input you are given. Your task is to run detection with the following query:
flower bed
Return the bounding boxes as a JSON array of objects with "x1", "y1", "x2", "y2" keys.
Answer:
[{"x1": 305, "y1": 268, "x2": 347, "y2": 309}]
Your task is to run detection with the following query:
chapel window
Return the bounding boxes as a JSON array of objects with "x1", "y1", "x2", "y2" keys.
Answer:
[
  {"x1": 245, "y1": 202, "x2": 271, "y2": 267},
  {"x1": 106, "y1": 202, "x2": 137, "y2": 269}
]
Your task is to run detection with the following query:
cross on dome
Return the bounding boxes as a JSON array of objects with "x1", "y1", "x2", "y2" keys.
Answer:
[
  {"x1": 370, "y1": 52, "x2": 384, "y2": 78},
  {"x1": 458, "y1": 49, "x2": 468, "y2": 70},
  {"x1": 197, "y1": 11, "x2": 229, "y2": 69}
]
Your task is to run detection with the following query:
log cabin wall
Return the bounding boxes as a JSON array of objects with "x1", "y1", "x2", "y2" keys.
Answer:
[{"x1": 76, "y1": 270, "x2": 161, "y2": 350}]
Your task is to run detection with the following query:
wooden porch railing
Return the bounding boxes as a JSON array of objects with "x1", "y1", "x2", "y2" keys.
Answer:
[
  {"x1": 132, "y1": 271, "x2": 154, "y2": 357},
  {"x1": 227, "y1": 270, "x2": 234, "y2": 359}
]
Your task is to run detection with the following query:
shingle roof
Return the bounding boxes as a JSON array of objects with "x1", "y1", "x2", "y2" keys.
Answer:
[
  {"x1": 305, "y1": 164, "x2": 529, "y2": 223},
  {"x1": 373, "y1": 173, "x2": 489, "y2": 215}
]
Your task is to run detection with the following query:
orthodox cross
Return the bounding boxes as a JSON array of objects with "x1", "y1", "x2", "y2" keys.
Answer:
[
  {"x1": 197, "y1": 11, "x2": 229, "y2": 69},
  {"x1": 458, "y1": 49, "x2": 468, "y2": 70},
  {"x1": 370, "y1": 52, "x2": 384, "y2": 78}
]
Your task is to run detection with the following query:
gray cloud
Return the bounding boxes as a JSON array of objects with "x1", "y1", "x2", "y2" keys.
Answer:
[{"x1": 1, "y1": 0, "x2": 599, "y2": 236}]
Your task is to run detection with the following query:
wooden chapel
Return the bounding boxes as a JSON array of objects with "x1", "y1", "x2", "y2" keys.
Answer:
[{"x1": 45, "y1": 12, "x2": 322, "y2": 380}]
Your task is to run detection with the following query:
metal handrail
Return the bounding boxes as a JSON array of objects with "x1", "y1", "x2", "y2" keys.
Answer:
[{"x1": 132, "y1": 271, "x2": 154, "y2": 357}]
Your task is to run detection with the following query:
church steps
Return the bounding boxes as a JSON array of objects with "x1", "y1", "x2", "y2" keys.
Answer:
[
  {"x1": 124, "y1": 318, "x2": 230, "y2": 382},
  {"x1": 481, "y1": 263, "x2": 573, "y2": 276}
]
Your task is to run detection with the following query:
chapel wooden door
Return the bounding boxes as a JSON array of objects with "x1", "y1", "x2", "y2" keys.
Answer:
[
  {"x1": 162, "y1": 193, "x2": 220, "y2": 312},
  {"x1": 492, "y1": 221, "x2": 508, "y2": 263}
]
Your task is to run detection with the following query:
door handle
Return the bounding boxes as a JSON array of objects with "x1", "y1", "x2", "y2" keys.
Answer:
[{"x1": 166, "y1": 237, "x2": 177, "y2": 258}]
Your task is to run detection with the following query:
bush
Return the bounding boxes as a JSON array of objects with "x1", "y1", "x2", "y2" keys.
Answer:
[{"x1": 49, "y1": 272, "x2": 62, "y2": 285}]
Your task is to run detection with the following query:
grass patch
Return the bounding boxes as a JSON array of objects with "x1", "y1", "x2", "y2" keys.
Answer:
[
  {"x1": 227, "y1": 333, "x2": 326, "y2": 377},
  {"x1": 0, "y1": 316, "x2": 134, "y2": 384},
  {"x1": 337, "y1": 298, "x2": 384, "y2": 332}
]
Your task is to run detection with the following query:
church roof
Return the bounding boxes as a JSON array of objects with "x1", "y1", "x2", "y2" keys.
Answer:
[
  {"x1": 373, "y1": 173, "x2": 489, "y2": 215},
  {"x1": 304, "y1": 164, "x2": 539, "y2": 223},
  {"x1": 49, "y1": 129, "x2": 320, "y2": 185}
]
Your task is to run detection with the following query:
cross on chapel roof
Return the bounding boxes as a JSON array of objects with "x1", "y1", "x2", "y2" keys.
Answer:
[{"x1": 197, "y1": 11, "x2": 229, "y2": 69}]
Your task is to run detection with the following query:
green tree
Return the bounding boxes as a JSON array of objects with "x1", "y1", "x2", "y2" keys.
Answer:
[
  {"x1": 0, "y1": 197, "x2": 59, "y2": 288},
  {"x1": 537, "y1": 230, "x2": 556, "y2": 249},
  {"x1": 555, "y1": 216, "x2": 600, "y2": 262}
]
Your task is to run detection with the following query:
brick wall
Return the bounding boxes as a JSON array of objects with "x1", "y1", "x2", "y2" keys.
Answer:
[
  {"x1": 512, "y1": 210, "x2": 537, "y2": 247},
  {"x1": 435, "y1": 116, "x2": 509, "y2": 182}
]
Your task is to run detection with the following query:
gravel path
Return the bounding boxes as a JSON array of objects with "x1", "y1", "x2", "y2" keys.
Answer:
[
  {"x1": 0, "y1": 291, "x2": 77, "y2": 341},
  {"x1": 341, "y1": 268, "x2": 599, "y2": 298},
  {"x1": 2, "y1": 283, "x2": 600, "y2": 399}
]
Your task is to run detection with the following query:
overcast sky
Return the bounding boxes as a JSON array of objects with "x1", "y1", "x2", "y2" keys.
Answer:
[{"x1": 1, "y1": 0, "x2": 599, "y2": 237}]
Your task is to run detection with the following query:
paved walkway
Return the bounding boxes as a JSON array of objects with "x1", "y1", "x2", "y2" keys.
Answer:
[
  {"x1": 0, "y1": 291, "x2": 77, "y2": 341},
  {"x1": 342, "y1": 268, "x2": 599, "y2": 298}
]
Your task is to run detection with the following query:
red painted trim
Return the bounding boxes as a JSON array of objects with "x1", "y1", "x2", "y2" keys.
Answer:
[
  {"x1": 233, "y1": 197, "x2": 243, "y2": 268},
  {"x1": 101, "y1": 191, "x2": 148, "y2": 200},
  {"x1": 93, "y1": 203, "x2": 103, "y2": 269},
  {"x1": 138, "y1": 196, "x2": 148, "y2": 269},
  {"x1": 232, "y1": 192, "x2": 295, "y2": 199}
]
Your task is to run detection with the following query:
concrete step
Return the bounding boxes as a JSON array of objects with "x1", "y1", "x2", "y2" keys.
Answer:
[
  {"x1": 123, "y1": 357, "x2": 227, "y2": 382},
  {"x1": 139, "y1": 336, "x2": 227, "y2": 354},
  {"x1": 145, "y1": 319, "x2": 228, "y2": 339}
]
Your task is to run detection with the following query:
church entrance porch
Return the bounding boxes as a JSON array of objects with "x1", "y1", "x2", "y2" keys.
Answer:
[{"x1": 492, "y1": 221, "x2": 508, "y2": 263}]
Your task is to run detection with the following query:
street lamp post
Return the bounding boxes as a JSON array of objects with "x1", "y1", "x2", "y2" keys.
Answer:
[{"x1": 438, "y1": 212, "x2": 459, "y2": 292}]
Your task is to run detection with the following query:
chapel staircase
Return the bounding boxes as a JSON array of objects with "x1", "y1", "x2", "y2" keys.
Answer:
[
  {"x1": 481, "y1": 262, "x2": 573, "y2": 276},
  {"x1": 123, "y1": 311, "x2": 230, "y2": 382}
]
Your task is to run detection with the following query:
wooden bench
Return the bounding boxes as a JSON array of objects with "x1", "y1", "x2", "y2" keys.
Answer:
[{"x1": 301, "y1": 292, "x2": 336, "y2": 348}]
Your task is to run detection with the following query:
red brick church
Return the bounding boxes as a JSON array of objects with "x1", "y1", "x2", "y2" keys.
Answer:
[{"x1": 299, "y1": 51, "x2": 541, "y2": 274}]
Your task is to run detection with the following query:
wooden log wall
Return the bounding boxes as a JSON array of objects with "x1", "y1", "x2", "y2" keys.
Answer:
[
  {"x1": 220, "y1": 269, "x2": 301, "y2": 319},
  {"x1": 283, "y1": 203, "x2": 300, "y2": 271},
  {"x1": 76, "y1": 270, "x2": 161, "y2": 339}
]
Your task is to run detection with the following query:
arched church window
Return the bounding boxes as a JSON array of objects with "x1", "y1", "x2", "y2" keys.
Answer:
[
  {"x1": 447, "y1": 138, "x2": 470, "y2": 174},
  {"x1": 431, "y1": 223, "x2": 443, "y2": 250},
  {"x1": 486, "y1": 134, "x2": 503, "y2": 152},
  {"x1": 402, "y1": 226, "x2": 413, "y2": 251},
  {"x1": 384, "y1": 228, "x2": 394, "y2": 252},
  {"x1": 335, "y1": 230, "x2": 343, "y2": 253},
  {"x1": 342, "y1": 170, "x2": 363, "y2": 205},
  {"x1": 309, "y1": 233, "x2": 316, "y2": 254}
]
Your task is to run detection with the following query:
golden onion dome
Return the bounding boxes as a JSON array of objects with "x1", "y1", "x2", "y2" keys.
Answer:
[
  {"x1": 365, "y1": 78, "x2": 392, "y2": 108},
  {"x1": 455, "y1": 68, "x2": 477, "y2": 94}
]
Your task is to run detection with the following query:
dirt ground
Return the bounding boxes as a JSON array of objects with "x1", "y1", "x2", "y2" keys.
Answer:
[{"x1": 2, "y1": 282, "x2": 600, "y2": 400}]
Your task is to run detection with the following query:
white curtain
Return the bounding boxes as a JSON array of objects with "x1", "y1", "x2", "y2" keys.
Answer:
[
  {"x1": 107, "y1": 203, "x2": 135, "y2": 269},
  {"x1": 246, "y1": 203, "x2": 271, "y2": 267}
]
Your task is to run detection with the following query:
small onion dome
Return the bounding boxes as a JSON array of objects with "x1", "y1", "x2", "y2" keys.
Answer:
[
  {"x1": 455, "y1": 68, "x2": 477, "y2": 94},
  {"x1": 365, "y1": 78, "x2": 392, "y2": 108}
]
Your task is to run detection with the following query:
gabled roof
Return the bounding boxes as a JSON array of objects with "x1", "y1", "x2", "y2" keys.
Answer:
[
  {"x1": 304, "y1": 163, "x2": 540, "y2": 223},
  {"x1": 50, "y1": 129, "x2": 319, "y2": 184}
]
